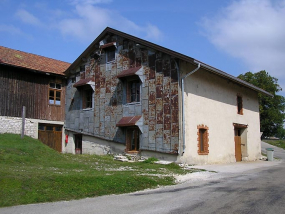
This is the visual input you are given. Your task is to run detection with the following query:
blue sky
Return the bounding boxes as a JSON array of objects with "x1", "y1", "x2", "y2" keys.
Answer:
[{"x1": 1, "y1": 0, "x2": 285, "y2": 96}]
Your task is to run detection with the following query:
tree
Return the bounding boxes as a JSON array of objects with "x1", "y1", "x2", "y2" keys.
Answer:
[{"x1": 238, "y1": 70, "x2": 285, "y2": 137}]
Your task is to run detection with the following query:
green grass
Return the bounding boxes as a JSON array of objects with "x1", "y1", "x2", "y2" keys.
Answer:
[
  {"x1": 263, "y1": 139, "x2": 285, "y2": 150},
  {"x1": 0, "y1": 133, "x2": 198, "y2": 207}
]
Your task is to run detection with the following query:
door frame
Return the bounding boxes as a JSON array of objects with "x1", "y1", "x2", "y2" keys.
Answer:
[
  {"x1": 74, "y1": 134, "x2": 82, "y2": 154},
  {"x1": 233, "y1": 123, "x2": 248, "y2": 162},
  {"x1": 125, "y1": 127, "x2": 140, "y2": 153}
]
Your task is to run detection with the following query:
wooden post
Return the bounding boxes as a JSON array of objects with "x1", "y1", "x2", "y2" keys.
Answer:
[{"x1": 21, "y1": 106, "x2": 26, "y2": 139}]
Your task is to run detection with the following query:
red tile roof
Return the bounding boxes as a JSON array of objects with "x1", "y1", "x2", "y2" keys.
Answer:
[
  {"x1": 116, "y1": 116, "x2": 142, "y2": 127},
  {"x1": 0, "y1": 46, "x2": 70, "y2": 75}
]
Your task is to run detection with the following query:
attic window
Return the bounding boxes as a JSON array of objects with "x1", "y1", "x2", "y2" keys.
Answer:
[
  {"x1": 106, "y1": 47, "x2": 115, "y2": 62},
  {"x1": 80, "y1": 65, "x2": 85, "y2": 72},
  {"x1": 123, "y1": 40, "x2": 128, "y2": 49}
]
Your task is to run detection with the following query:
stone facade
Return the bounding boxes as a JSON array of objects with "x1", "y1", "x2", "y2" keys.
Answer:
[{"x1": 65, "y1": 34, "x2": 180, "y2": 155}]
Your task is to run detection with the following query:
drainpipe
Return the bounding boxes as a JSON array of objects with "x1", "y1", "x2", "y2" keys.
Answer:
[{"x1": 181, "y1": 62, "x2": 200, "y2": 155}]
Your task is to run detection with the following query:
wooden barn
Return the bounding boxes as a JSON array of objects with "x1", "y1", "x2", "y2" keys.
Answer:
[{"x1": 0, "y1": 46, "x2": 70, "y2": 152}]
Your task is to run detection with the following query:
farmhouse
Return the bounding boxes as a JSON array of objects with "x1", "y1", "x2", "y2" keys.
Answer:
[
  {"x1": 64, "y1": 27, "x2": 271, "y2": 164},
  {"x1": 0, "y1": 46, "x2": 70, "y2": 152}
]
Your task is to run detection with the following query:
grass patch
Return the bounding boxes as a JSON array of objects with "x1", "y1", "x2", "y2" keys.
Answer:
[
  {"x1": 0, "y1": 133, "x2": 197, "y2": 207},
  {"x1": 143, "y1": 157, "x2": 159, "y2": 164},
  {"x1": 263, "y1": 139, "x2": 285, "y2": 150}
]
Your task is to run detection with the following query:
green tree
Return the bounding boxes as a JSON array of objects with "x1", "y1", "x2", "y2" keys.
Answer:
[{"x1": 238, "y1": 70, "x2": 285, "y2": 137}]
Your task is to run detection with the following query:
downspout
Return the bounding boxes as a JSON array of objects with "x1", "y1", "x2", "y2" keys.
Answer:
[{"x1": 181, "y1": 62, "x2": 200, "y2": 155}]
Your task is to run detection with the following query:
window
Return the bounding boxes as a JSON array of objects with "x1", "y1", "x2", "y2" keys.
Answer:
[
  {"x1": 80, "y1": 65, "x2": 85, "y2": 72},
  {"x1": 237, "y1": 95, "x2": 243, "y2": 115},
  {"x1": 83, "y1": 89, "x2": 93, "y2": 109},
  {"x1": 49, "y1": 82, "x2": 62, "y2": 105},
  {"x1": 123, "y1": 40, "x2": 128, "y2": 49},
  {"x1": 106, "y1": 47, "x2": 115, "y2": 62},
  {"x1": 197, "y1": 125, "x2": 209, "y2": 155},
  {"x1": 126, "y1": 127, "x2": 140, "y2": 152},
  {"x1": 127, "y1": 80, "x2": 140, "y2": 103}
]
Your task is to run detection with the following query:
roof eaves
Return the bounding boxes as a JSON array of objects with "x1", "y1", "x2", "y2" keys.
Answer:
[
  {"x1": 194, "y1": 60, "x2": 273, "y2": 97},
  {"x1": 0, "y1": 62, "x2": 66, "y2": 77},
  {"x1": 66, "y1": 27, "x2": 272, "y2": 97}
]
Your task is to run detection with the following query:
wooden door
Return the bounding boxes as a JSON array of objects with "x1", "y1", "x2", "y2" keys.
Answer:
[
  {"x1": 38, "y1": 124, "x2": 62, "y2": 152},
  {"x1": 126, "y1": 127, "x2": 140, "y2": 152},
  {"x1": 74, "y1": 134, "x2": 82, "y2": 154},
  {"x1": 235, "y1": 129, "x2": 242, "y2": 162}
]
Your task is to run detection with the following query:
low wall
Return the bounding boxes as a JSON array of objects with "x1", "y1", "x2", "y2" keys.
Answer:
[{"x1": 0, "y1": 116, "x2": 37, "y2": 138}]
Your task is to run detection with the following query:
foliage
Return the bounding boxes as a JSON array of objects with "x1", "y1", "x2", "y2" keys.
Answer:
[
  {"x1": 238, "y1": 70, "x2": 285, "y2": 137},
  {"x1": 0, "y1": 134, "x2": 196, "y2": 207}
]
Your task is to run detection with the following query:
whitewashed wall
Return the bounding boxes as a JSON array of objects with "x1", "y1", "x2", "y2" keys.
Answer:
[{"x1": 178, "y1": 62, "x2": 261, "y2": 164}]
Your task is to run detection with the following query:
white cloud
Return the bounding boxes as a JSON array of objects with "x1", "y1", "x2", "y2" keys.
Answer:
[
  {"x1": 15, "y1": 9, "x2": 42, "y2": 26},
  {"x1": 201, "y1": 0, "x2": 285, "y2": 93},
  {"x1": 57, "y1": 3, "x2": 162, "y2": 42},
  {"x1": 0, "y1": 24, "x2": 23, "y2": 35}
]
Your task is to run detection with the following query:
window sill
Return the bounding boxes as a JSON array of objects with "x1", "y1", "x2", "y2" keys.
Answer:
[
  {"x1": 198, "y1": 152, "x2": 209, "y2": 155},
  {"x1": 125, "y1": 102, "x2": 141, "y2": 106},
  {"x1": 82, "y1": 108, "x2": 93, "y2": 111},
  {"x1": 48, "y1": 104, "x2": 61, "y2": 107}
]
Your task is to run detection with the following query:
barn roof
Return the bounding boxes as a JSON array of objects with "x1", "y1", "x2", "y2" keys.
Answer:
[{"x1": 0, "y1": 46, "x2": 70, "y2": 76}]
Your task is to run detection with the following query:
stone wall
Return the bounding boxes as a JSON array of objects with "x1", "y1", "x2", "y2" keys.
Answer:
[{"x1": 0, "y1": 116, "x2": 37, "y2": 138}]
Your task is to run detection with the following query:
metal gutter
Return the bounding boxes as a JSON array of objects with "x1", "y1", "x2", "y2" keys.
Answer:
[{"x1": 181, "y1": 63, "x2": 201, "y2": 155}]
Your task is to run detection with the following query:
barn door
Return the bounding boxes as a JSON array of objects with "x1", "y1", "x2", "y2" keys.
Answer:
[
  {"x1": 234, "y1": 128, "x2": 242, "y2": 162},
  {"x1": 38, "y1": 124, "x2": 62, "y2": 152}
]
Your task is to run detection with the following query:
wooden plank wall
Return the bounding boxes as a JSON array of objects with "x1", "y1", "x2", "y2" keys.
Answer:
[{"x1": 0, "y1": 64, "x2": 65, "y2": 121}]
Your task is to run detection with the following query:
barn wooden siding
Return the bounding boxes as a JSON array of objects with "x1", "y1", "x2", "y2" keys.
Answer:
[{"x1": 0, "y1": 64, "x2": 65, "y2": 121}]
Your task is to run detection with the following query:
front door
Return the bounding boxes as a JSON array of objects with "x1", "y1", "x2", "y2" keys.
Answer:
[
  {"x1": 126, "y1": 127, "x2": 140, "y2": 152},
  {"x1": 235, "y1": 128, "x2": 242, "y2": 162},
  {"x1": 74, "y1": 134, "x2": 82, "y2": 154}
]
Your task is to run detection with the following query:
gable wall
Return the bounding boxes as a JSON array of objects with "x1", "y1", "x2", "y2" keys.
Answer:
[
  {"x1": 179, "y1": 61, "x2": 261, "y2": 164},
  {"x1": 65, "y1": 34, "x2": 180, "y2": 154}
]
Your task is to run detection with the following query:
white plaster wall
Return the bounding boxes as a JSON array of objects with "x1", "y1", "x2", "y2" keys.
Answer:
[
  {"x1": 63, "y1": 131, "x2": 126, "y2": 155},
  {"x1": 178, "y1": 62, "x2": 261, "y2": 165}
]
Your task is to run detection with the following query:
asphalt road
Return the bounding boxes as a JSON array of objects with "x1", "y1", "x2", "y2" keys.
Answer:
[{"x1": 1, "y1": 142, "x2": 285, "y2": 214}]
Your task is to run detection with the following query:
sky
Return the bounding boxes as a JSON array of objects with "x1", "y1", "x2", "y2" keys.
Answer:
[{"x1": 1, "y1": 0, "x2": 285, "y2": 96}]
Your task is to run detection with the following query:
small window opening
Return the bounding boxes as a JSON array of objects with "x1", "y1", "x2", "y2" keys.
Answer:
[
  {"x1": 197, "y1": 125, "x2": 209, "y2": 155},
  {"x1": 237, "y1": 95, "x2": 243, "y2": 115}
]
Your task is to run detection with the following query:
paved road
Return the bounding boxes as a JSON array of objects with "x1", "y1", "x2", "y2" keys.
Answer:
[
  {"x1": 261, "y1": 141, "x2": 285, "y2": 159},
  {"x1": 1, "y1": 142, "x2": 285, "y2": 214}
]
